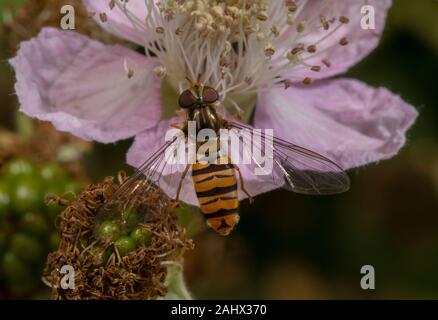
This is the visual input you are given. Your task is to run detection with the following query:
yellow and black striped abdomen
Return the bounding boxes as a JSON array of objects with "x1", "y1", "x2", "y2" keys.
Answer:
[{"x1": 192, "y1": 160, "x2": 239, "y2": 236}]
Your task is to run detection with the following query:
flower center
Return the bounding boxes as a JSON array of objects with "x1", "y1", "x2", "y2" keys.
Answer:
[
  {"x1": 164, "y1": 0, "x2": 269, "y2": 38},
  {"x1": 107, "y1": 1, "x2": 352, "y2": 118}
]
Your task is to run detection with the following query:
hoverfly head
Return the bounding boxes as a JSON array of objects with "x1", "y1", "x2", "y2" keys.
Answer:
[{"x1": 180, "y1": 76, "x2": 219, "y2": 109}]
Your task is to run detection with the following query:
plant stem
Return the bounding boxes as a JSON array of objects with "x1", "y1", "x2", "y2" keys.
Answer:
[{"x1": 162, "y1": 261, "x2": 193, "y2": 300}]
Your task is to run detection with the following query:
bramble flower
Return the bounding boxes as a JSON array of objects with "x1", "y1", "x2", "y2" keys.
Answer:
[{"x1": 11, "y1": 0, "x2": 417, "y2": 205}]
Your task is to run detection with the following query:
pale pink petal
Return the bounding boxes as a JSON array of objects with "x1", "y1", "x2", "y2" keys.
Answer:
[
  {"x1": 83, "y1": 0, "x2": 149, "y2": 45},
  {"x1": 278, "y1": 0, "x2": 392, "y2": 80},
  {"x1": 11, "y1": 28, "x2": 161, "y2": 143},
  {"x1": 254, "y1": 78, "x2": 418, "y2": 170}
]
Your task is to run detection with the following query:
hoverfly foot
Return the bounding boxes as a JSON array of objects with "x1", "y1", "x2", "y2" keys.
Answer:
[{"x1": 170, "y1": 123, "x2": 183, "y2": 129}]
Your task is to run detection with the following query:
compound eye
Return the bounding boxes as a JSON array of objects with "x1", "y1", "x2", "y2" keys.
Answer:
[
  {"x1": 202, "y1": 86, "x2": 219, "y2": 103},
  {"x1": 178, "y1": 90, "x2": 197, "y2": 109}
]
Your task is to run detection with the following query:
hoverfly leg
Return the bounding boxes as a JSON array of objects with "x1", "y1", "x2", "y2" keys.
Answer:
[
  {"x1": 170, "y1": 122, "x2": 184, "y2": 130},
  {"x1": 235, "y1": 110, "x2": 245, "y2": 121},
  {"x1": 175, "y1": 110, "x2": 185, "y2": 117},
  {"x1": 235, "y1": 165, "x2": 254, "y2": 204},
  {"x1": 175, "y1": 164, "x2": 191, "y2": 203}
]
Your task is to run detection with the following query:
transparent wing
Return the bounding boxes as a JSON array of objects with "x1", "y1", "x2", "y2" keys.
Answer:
[
  {"x1": 227, "y1": 121, "x2": 350, "y2": 195},
  {"x1": 94, "y1": 136, "x2": 190, "y2": 237}
]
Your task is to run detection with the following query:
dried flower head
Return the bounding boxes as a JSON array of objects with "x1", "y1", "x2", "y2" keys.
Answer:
[{"x1": 44, "y1": 175, "x2": 193, "y2": 300}]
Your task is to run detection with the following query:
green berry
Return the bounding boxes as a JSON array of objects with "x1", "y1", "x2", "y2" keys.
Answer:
[
  {"x1": 62, "y1": 180, "x2": 80, "y2": 194},
  {"x1": 2, "y1": 251, "x2": 32, "y2": 282},
  {"x1": 40, "y1": 163, "x2": 65, "y2": 182},
  {"x1": 0, "y1": 232, "x2": 6, "y2": 255},
  {"x1": 10, "y1": 233, "x2": 44, "y2": 263},
  {"x1": 7, "y1": 281, "x2": 36, "y2": 296},
  {"x1": 19, "y1": 212, "x2": 49, "y2": 238},
  {"x1": 0, "y1": 180, "x2": 11, "y2": 213},
  {"x1": 11, "y1": 177, "x2": 43, "y2": 213},
  {"x1": 89, "y1": 245, "x2": 112, "y2": 265},
  {"x1": 114, "y1": 236, "x2": 136, "y2": 256},
  {"x1": 98, "y1": 221, "x2": 120, "y2": 242},
  {"x1": 120, "y1": 208, "x2": 140, "y2": 230},
  {"x1": 130, "y1": 227, "x2": 152, "y2": 246},
  {"x1": 48, "y1": 178, "x2": 80, "y2": 199},
  {"x1": 3, "y1": 158, "x2": 35, "y2": 178}
]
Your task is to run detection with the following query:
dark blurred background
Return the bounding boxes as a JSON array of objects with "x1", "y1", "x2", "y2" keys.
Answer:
[{"x1": 1, "y1": 0, "x2": 437, "y2": 299}]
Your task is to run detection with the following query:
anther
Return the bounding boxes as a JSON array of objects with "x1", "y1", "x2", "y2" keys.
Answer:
[
  {"x1": 339, "y1": 16, "x2": 350, "y2": 24},
  {"x1": 153, "y1": 66, "x2": 166, "y2": 78},
  {"x1": 320, "y1": 15, "x2": 329, "y2": 30},
  {"x1": 256, "y1": 32, "x2": 265, "y2": 42},
  {"x1": 257, "y1": 12, "x2": 269, "y2": 21},
  {"x1": 303, "y1": 77, "x2": 313, "y2": 85},
  {"x1": 99, "y1": 12, "x2": 108, "y2": 23},
  {"x1": 271, "y1": 26, "x2": 280, "y2": 37},
  {"x1": 307, "y1": 45, "x2": 316, "y2": 53},
  {"x1": 286, "y1": 0, "x2": 298, "y2": 12},
  {"x1": 297, "y1": 21, "x2": 305, "y2": 33},
  {"x1": 291, "y1": 43, "x2": 304, "y2": 55},
  {"x1": 264, "y1": 43, "x2": 275, "y2": 57},
  {"x1": 322, "y1": 59, "x2": 332, "y2": 67},
  {"x1": 339, "y1": 37, "x2": 349, "y2": 46}
]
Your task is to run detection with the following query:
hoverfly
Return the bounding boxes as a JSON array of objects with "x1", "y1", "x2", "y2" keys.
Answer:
[{"x1": 95, "y1": 78, "x2": 350, "y2": 237}]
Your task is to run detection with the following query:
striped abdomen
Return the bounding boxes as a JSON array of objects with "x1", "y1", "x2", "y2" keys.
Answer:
[{"x1": 192, "y1": 159, "x2": 239, "y2": 236}]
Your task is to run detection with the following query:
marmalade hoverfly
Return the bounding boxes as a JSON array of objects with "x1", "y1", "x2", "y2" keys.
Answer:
[{"x1": 95, "y1": 79, "x2": 350, "y2": 237}]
